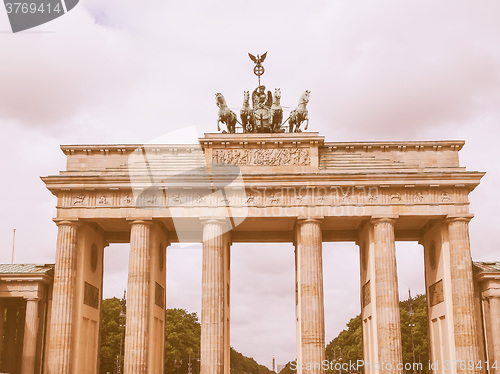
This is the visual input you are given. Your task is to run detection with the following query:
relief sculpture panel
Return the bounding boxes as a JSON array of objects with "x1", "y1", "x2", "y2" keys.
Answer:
[{"x1": 212, "y1": 148, "x2": 311, "y2": 166}]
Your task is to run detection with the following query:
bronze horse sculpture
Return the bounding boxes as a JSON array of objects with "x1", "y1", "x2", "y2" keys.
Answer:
[
  {"x1": 289, "y1": 90, "x2": 310, "y2": 133},
  {"x1": 271, "y1": 88, "x2": 283, "y2": 132},
  {"x1": 215, "y1": 88, "x2": 310, "y2": 133},
  {"x1": 216, "y1": 93, "x2": 237, "y2": 134},
  {"x1": 240, "y1": 91, "x2": 254, "y2": 132}
]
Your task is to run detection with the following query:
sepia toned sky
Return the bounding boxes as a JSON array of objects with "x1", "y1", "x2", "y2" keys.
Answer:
[{"x1": 1, "y1": 0, "x2": 500, "y2": 368}]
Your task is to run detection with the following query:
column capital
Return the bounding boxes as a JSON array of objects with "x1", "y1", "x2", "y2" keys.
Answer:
[
  {"x1": 200, "y1": 217, "x2": 232, "y2": 228},
  {"x1": 200, "y1": 218, "x2": 232, "y2": 245},
  {"x1": 127, "y1": 218, "x2": 154, "y2": 226},
  {"x1": 24, "y1": 298, "x2": 39, "y2": 302},
  {"x1": 370, "y1": 215, "x2": 398, "y2": 225},
  {"x1": 53, "y1": 219, "x2": 82, "y2": 227},
  {"x1": 445, "y1": 214, "x2": 474, "y2": 224},
  {"x1": 482, "y1": 289, "x2": 500, "y2": 299},
  {"x1": 296, "y1": 216, "x2": 324, "y2": 226}
]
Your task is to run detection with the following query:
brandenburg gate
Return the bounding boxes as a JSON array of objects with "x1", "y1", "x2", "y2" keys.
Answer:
[
  {"x1": 39, "y1": 55, "x2": 493, "y2": 374},
  {"x1": 42, "y1": 131, "x2": 486, "y2": 374}
]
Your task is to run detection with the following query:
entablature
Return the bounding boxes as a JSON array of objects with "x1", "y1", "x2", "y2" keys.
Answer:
[{"x1": 44, "y1": 134, "x2": 484, "y2": 238}]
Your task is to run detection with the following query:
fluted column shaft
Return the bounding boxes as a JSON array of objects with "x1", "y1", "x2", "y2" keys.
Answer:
[
  {"x1": 48, "y1": 221, "x2": 79, "y2": 374},
  {"x1": 124, "y1": 220, "x2": 152, "y2": 374},
  {"x1": 201, "y1": 220, "x2": 227, "y2": 374},
  {"x1": 296, "y1": 218, "x2": 325, "y2": 374},
  {"x1": 448, "y1": 218, "x2": 480, "y2": 374},
  {"x1": 489, "y1": 297, "x2": 500, "y2": 374},
  {"x1": 372, "y1": 219, "x2": 402, "y2": 373},
  {"x1": 21, "y1": 299, "x2": 39, "y2": 374}
]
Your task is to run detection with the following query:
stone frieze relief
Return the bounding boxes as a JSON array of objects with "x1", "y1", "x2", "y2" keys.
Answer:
[
  {"x1": 212, "y1": 148, "x2": 311, "y2": 166},
  {"x1": 63, "y1": 187, "x2": 465, "y2": 208}
]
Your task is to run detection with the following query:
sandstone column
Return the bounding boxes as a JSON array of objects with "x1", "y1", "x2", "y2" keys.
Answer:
[
  {"x1": 372, "y1": 218, "x2": 403, "y2": 373},
  {"x1": 295, "y1": 218, "x2": 325, "y2": 374},
  {"x1": 21, "y1": 298, "x2": 39, "y2": 374},
  {"x1": 47, "y1": 220, "x2": 80, "y2": 374},
  {"x1": 201, "y1": 219, "x2": 229, "y2": 374},
  {"x1": 124, "y1": 220, "x2": 152, "y2": 374},
  {"x1": 447, "y1": 217, "x2": 480, "y2": 374},
  {"x1": 488, "y1": 296, "x2": 500, "y2": 374}
]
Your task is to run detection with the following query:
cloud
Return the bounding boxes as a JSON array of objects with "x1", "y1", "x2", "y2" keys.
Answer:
[
  {"x1": 310, "y1": 1, "x2": 500, "y2": 139},
  {"x1": 0, "y1": 5, "x2": 143, "y2": 128}
]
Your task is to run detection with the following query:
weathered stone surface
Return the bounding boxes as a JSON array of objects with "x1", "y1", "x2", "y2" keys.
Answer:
[
  {"x1": 295, "y1": 218, "x2": 325, "y2": 374},
  {"x1": 48, "y1": 221, "x2": 80, "y2": 374},
  {"x1": 489, "y1": 297, "x2": 500, "y2": 374},
  {"x1": 448, "y1": 218, "x2": 481, "y2": 374},
  {"x1": 124, "y1": 220, "x2": 152, "y2": 374},
  {"x1": 201, "y1": 220, "x2": 230, "y2": 374},
  {"x1": 21, "y1": 299, "x2": 39, "y2": 374},
  {"x1": 372, "y1": 219, "x2": 403, "y2": 374}
]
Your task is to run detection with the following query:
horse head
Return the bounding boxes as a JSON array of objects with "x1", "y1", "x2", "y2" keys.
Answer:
[
  {"x1": 243, "y1": 91, "x2": 250, "y2": 105},
  {"x1": 273, "y1": 88, "x2": 281, "y2": 103},
  {"x1": 299, "y1": 90, "x2": 310, "y2": 105},
  {"x1": 215, "y1": 93, "x2": 226, "y2": 108}
]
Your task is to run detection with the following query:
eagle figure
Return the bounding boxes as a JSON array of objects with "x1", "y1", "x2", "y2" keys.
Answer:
[{"x1": 248, "y1": 52, "x2": 267, "y2": 65}]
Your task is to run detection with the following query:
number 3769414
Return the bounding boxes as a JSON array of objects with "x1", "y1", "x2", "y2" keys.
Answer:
[{"x1": 5, "y1": 2, "x2": 62, "y2": 14}]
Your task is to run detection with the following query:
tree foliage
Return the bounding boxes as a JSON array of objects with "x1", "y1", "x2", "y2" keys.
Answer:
[
  {"x1": 325, "y1": 314, "x2": 363, "y2": 371},
  {"x1": 324, "y1": 294, "x2": 428, "y2": 374},
  {"x1": 278, "y1": 361, "x2": 297, "y2": 374},
  {"x1": 230, "y1": 348, "x2": 273, "y2": 374},
  {"x1": 99, "y1": 299, "x2": 273, "y2": 374},
  {"x1": 400, "y1": 294, "x2": 429, "y2": 372},
  {"x1": 100, "y1": 297, "x2": 125, "y2": 374},
  {"x1": 164, "y1": 308, "x2": 201, "y2": 374}
]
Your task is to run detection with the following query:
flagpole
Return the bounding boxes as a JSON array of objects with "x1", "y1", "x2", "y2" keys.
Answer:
[{"x1": 11, "y1": 228, "x2": 16, "y2": 264}]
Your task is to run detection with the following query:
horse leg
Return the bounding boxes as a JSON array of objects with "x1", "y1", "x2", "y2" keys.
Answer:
[
  {"x1": 217, "y1": 119, "x2": 221, "y2": 132},
  {"x1": 230, "y1": 115, "x2": 236, "y2": 133},
  {"x1": 244, "y1": 114, "x2": 249, "y2": 132}
]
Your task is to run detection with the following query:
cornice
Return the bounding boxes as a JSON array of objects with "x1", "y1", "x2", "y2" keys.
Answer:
[
  {"x1": 41, "y1": 170, "x2": 485, "y2": 190},
  {"x1": 59, "y1": 138, "x2": 465, "y2": 154},
  {"x1": 60, "y1": 144, "x2": 201, "y2": 155},
  {"x1": 322, "y1": 140, "x2": 465, "y2": 152}
]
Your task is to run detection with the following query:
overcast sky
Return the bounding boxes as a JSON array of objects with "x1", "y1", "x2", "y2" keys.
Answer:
[{"x1": 1, "y1": 0, "x2": 500, "y2": 369}]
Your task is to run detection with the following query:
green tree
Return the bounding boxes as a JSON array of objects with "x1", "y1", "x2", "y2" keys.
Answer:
[
  {"x1": 230, "y1": 348, "x2": 273, "y2": 374},
  {"x1": 100, "y1": 297, "x2": 125, "y2": 374},
  {"x1": 325, "y1": 314, "x2": 363, "y2": 373},
  {"x1": 322, "y1": 294, "x2": 428, "y2": 374},
  {"x1": 163, "y1": 309, "x2": 273, "y2": 374},
  {"x1": 400, "y1": 294, "x2": 429, "y2": 373},
  {"x1": 278, "y1": 360, "x2": 297, "y2": 374},
  {"x1": 164, "y1": 309, "x2": 201, "y2": 374},
  {"x1": 99, "y1": 300, "x2": 275, "y2": 374}
]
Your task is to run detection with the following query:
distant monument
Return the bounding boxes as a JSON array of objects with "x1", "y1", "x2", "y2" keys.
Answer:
[{"x1": 216, "y1": 52, "x2": 310, "y2": 133}]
